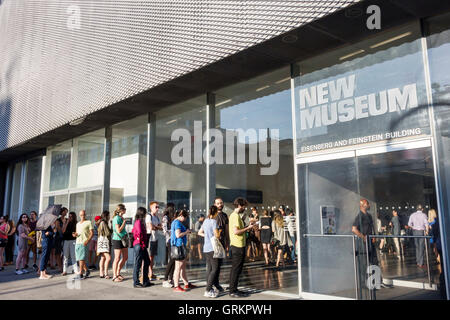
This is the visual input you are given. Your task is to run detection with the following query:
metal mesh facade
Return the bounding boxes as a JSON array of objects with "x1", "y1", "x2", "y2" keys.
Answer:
[{"x1": 0, "y1": 0, "x2": 358, "y2": 153}]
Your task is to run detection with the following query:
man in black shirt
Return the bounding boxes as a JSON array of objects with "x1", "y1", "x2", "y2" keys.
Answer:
[
  {"x1": 352, "y1": 199, "x2": 377, "y2": 264},
  {"x1": 352, "y1": 199, "x2": 390, "y2": 290}
]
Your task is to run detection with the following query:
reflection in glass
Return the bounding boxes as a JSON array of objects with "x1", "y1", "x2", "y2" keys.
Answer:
[
  {"x1": 109, "y1": 115, "x2": 148, "y2": 217},
  {"x1": 22, "y1": 157, "x2": 42, "y2": 213},
  {"x1": 71, "y1": 129, "x2": 105, "y2": 189}
]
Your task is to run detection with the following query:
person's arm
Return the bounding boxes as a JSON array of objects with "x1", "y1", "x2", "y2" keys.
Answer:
[
  {"x1": 145, "y1": 215, "x2": 151, "y2": 234},
  {"x1": 62, "y1": 218, "x2": 70, "y2": 233},
  {"x1": 116, "y1": 218, "x2": 127, "y2": 233},
  {"x1": 408, "y1": 215, "x2": 413, "y2": 228},
  {"x1": 233, "y1": 222, "x2": 255, "y2": 236},
  {"x1": 214, "y1": 228, "x2": 220, "y2": 239},
  {"x1": 352, "y1": 226, "x2": 365, "y2": 240},
  {"x1": 84, "y1": 228, "x2": 94, "y2": 246},
  {"x1": 175, "y1": 225, "x2": 191, "y2": 238},
  {"x1": 19, "y1": 226, "x2": 29, "y2": 239},
  {"x1": 8, "y1": 225, "x2": 15, "y2": 236},
  {"x1": 198, "y1": 226, "x2": 205, "y2": 238}
]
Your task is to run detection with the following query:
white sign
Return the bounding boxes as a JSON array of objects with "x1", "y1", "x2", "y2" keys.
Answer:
[{"x1": 298, "y1": 74, "x2": 418, "y2": 131}]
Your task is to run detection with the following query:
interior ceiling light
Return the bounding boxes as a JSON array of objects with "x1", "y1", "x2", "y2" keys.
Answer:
[
  {"x1": 369, "y1": 32, "x2": 412, "y2": 49},
  {"x1": 216, "y1": 99, "x2": 231, "y2": 106},
  {"x1": 69, "y1": 116, "x2": 87, "y2": 126},
  {"x1": 256, "y1": 85, "x2": 270, "y2": 92},
  {"x1": 275, "y1": 77, "x2": 291, "y2": 84},
  {"x1": 339, "y1": 49, "x2": 365, "y2": 61},
  {"x1": 166, "y1": 119, "x2": 177, "y2": 125}
]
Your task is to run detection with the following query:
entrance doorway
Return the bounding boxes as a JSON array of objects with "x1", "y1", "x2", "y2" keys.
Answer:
[{"x1": 297, "y1": 139, "x2": 443, "y2": 299}]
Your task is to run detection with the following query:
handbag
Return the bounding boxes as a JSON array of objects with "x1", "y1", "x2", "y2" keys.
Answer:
[
  {"x1": 121, "y1": 233, "x2": 130, "y2": 248},
  {"x1": 128, "y1": 232, "x2": 134, "y2": 248},
  {"x1": 211, "y1": 236, "x2": 226, "y2": 259},
  {"x1": 171, "y1": 244, "x2": 186, "y2": 260}
]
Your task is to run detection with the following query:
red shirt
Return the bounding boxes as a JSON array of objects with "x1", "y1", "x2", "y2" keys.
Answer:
[{"x1": 132, "y1": 220, "x2": 147, "y2": 248}]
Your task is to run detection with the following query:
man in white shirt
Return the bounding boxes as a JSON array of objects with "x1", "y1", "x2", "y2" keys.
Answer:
[
  {"x1": 146, "y1": 201, "x2": 162, "y2": 280},
  {"x1": 408, "y1": 204, "x2": 429, "y2": 268}
]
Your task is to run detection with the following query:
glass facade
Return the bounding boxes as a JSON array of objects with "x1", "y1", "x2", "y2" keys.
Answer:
[
  {"x1": 3, "y1": 15, "x2": 450, "y2": 300},
  {"x1": 426, "y1": 12, "x2": 450, "y2": 298}
]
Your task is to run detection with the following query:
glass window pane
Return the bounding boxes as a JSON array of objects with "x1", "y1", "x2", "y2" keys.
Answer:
[
  {"x1": 215, "y1": 67, "x2": 297, "y2": 294},
  {"x1": 71, "y1": 129, "x2": 105, "y2": 189},
  {"x1": 45, "y1": 140, "x2": 72, "y2": 192},
  {"x1": 22, "y1": 157, "x2": 42, "y2": 213},
  {"x1": 9, "y1": 162, "x2": 22, "y2": 221},
  {"x1": 109, "y1": 115, "x2": 148, "y2": 216},
  {"x1": 154, "y1": 96, "x2": 207, "y2": 267}
]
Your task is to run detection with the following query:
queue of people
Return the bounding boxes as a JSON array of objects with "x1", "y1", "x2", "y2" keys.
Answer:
[{"x1": 0, "y1": 197, "x2": 297, "y2": 299}]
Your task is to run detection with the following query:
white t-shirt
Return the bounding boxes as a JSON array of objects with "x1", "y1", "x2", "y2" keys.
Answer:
[{"x1": 145, "y1": 213, "x2": 161, "y2": 242}]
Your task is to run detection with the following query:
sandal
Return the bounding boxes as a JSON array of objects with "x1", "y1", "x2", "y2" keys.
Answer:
[
  {"x1": 100, "y1": 275, "x2": 105, "y2": 278},
  {"x1": 117, "y1": 274, "x2": 124, "y2": 281},
  {"x1": 104, "y1": 275, "x2": 111, "y2": 279},
  {"x1": 112, "y1": 277, "x2": 123, "y2": 282}
]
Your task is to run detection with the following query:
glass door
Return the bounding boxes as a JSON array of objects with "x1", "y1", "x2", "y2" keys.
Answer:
[
  {"x1": 297, "y1": 140, "x2": 442, "y2": 299},
  {"x1": 297, "y1": 151, "x2": 368, "y2": 299}
]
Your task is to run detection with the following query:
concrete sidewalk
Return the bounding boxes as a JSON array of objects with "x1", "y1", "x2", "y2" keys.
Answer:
[{"x1": 0, "y1": 264, "x2": 299, "y2": 300}]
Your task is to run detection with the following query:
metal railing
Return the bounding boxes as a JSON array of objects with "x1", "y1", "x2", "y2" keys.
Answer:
[
  {"x1": 303, "y1": 233, "x2": 434, "y2": 300},
  {"x1": 367, "y1": 234, "x2": 433, "y2": 300},
  {"x1": 303, "y1": 234, "x2": 360, "y2": 299}
]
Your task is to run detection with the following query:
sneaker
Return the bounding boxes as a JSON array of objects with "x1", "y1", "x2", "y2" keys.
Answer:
[
  {"x1": 173, "y1": 286, "x2": 186, "y2": 292},
  {"x1": 204, "y1": 289, "x2": 218, "y2": 298},
  {"x1": 15, "y1": 269, "x2": 24, "y2": 275},
  {"x1": 85, "y1": 270, "x2": 91, "y2": 278},
  {"x1": 214, "y1": 285, "x2": 225, "y2": 293},
  {"x1": 24, "y1": 264, "x2": 29, "y2": 269},
  {"x1": 73, "y1": 274, "x2": 84, "y2": 281},
  {"x1": 21, "y1": 269, "x2": 30, "y2": 274},
  {"x1": 89, "y1": 265, "x2": 96, "y2": 270},
  {"x1": 229, "y1": 291, "x2": 248, "y2": 298},
  {"x1": 32, "y1": 264, "x2": 38, "y2": 271},
  {"x1": 162, "y1": 280, "x2": 174, "y2": 288}
]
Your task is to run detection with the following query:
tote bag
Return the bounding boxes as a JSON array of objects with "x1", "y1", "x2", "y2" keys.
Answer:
[{"x1": 211, "y1": 236, "x2": 226, "y2": 259}]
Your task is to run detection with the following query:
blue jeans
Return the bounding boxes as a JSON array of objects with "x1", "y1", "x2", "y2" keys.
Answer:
[
  {"x1": 289, "y1": 235, "x2": 297, "y2": 261},
  {"x1": 133, "y1": 244, "x2": 150, "y2": 285},
  {"x1": 40, "y1": 235, "x2": 53, "y2": 271}
]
